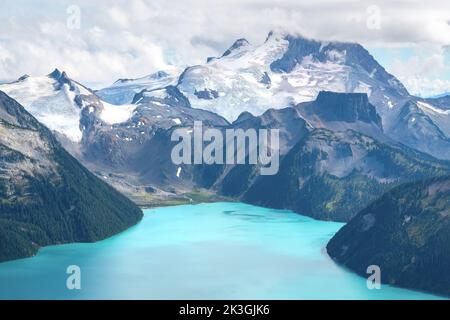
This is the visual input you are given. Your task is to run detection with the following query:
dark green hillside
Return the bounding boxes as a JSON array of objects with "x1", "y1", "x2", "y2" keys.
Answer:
[
  {"x1": 327, "y1": 176, "x2": 450, "y2": 297},
  {"x1": 0, "y1": 91, "x2": 142, "y2": 262},
  {"x1": 242, "y1": 129, "x2": 450, "y2": 221}
]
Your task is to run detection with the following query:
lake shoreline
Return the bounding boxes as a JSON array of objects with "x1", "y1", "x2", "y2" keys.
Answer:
[{"x1": 0, "y1": 202, "x2": 442, "y2": 300}]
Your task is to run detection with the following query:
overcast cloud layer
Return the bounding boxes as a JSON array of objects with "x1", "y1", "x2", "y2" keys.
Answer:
[{"x1": 0, "y1": 0, "x2": 449, "y2": 96}]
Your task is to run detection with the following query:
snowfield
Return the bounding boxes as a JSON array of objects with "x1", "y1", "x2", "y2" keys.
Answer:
[
  {"x1": 96, "y1": 68, "x2": 181, "y2": 105},
  {"x1": 0, "y1": 76, "x2": 84, "y2": 142},
  {"x1": 0, "y1": 72, "x2": 139, "y2": 142},
  {"x1": 100, "y1": 102, "x2": 136, "y2": 125}
]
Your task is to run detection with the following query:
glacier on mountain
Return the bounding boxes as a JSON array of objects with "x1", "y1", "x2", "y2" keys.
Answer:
[{"x1": 0, "y1": 72, "x2": 85, "y2": 142}]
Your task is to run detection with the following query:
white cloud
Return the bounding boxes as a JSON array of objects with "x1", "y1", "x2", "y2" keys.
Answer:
[
  {"x1": 402, "y1": 77, "x2": 450, "y2": 97},
  {"x1": 108, "y1": 7, "x2": 130, "y2": 28},
  {"x1": 390, "y1": 46, "x2": 450, "y2": 97}
]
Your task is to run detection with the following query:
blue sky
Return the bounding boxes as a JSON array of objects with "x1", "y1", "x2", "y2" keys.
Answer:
[{"x1": 0, "y1": 0, "x2": 449, "y2": 96}]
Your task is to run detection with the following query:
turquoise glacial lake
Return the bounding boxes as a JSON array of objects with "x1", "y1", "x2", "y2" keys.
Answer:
[{"x1": 0, "y1": 202, "x2": 442, "y2": 299}]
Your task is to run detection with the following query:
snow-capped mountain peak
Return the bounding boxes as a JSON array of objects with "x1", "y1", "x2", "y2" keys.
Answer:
[
  {"x1": 221, "y1": 38, "x2": 251, "y2": 58},
  {"x1": 265, "y1": 29, "x2": 292, "y2": 42},
  {"x1": 0, "y1": 70, "x2": 137, "y2": 142},
  {"x1": 0, "y1": 70, "x2": 88, "y2": 142},
  {"x1": 5, "y1": 31, "x2": 448, "y2": 164},
  {"x1": 170, "y1": 31, "x2": 410, "y2": 122}
]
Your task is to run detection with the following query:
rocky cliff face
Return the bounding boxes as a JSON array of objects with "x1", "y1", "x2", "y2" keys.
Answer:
[{"x1": 312, "y1": 91, "x2": 382, "y2": 127}]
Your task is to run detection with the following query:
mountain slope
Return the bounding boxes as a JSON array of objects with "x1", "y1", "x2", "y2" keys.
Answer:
[
  {"x1": 174, "y1": 31, "x2": 409, "y2": 123},
  {"x1": 0, "y1": 70, "x2": 89, "y2": 142},
  {"x1": 241, "y1": 128, "x2": 450, "y2": 221},
  {"x1": 122, "y1": 31, "x2": 450, "y2": 161},
  {"x1": 0, "y1": 69, "x2": 231, "y2": 203},
  {"x1": 0, "y1": 91, "x2": 143, "y2": 262},
  {"x1": 194, "y1": 92, "x2": 448, "y2": 221},
  {"x1": 327, "y1": 176, "x2": 450, "y2": 297},
  {"x1": 297, "y1": 91, "x2": 385, "y2": 140},
  {"x1": 96, "y1": 68, "x2": 181, "y2": 105},
  {"x1": 80, "y1": 90, "x2": 450, "y2": 222},
  {"x1": 0, "y1": 69, "x2": 138, "y2": 144},
  {"x1": 387, "y1": 100, "x2": 450, "y2": 160}
]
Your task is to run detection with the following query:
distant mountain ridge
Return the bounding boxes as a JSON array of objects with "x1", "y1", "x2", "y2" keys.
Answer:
[
  {"x1": 92, "y1": 31, "x2": 450, "y2": 162},
  {"x1": 2, "y1": 31, "x2": 450, "y2": 161}
]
